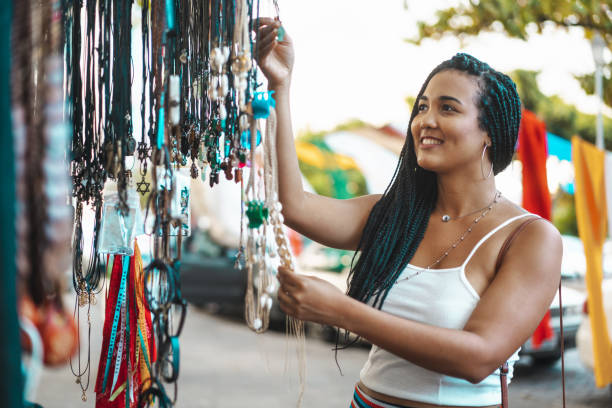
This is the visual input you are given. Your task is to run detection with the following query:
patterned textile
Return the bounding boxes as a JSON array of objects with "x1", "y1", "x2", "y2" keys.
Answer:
[{"x1": 350, "y1": 384, "x2": 416, "y2": 408}]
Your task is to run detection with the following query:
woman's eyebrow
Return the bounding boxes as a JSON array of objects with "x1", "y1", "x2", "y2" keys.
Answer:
[
  {"x1": 418, "y1": 95, "x2": 462, "y2": 105},
  {"x1": 439, "y1": 95, "x2": 462, "y2": 105}
]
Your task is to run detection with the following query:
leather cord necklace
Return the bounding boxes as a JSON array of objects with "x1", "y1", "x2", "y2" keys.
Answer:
[{"x1": 66, "y1": 0, "x2": 109, "y2": 400}]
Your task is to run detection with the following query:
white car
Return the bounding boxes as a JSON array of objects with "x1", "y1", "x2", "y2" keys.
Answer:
[{"x1": 576, "y1": 279, "x2": 612, "y2": 371}]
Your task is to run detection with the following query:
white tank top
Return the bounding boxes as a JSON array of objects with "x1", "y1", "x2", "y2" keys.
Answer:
[{"x1": 360, "y1": 213, "x2": 533, "y2": 406}]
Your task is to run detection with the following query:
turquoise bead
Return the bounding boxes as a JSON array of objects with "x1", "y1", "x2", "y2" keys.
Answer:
[{"x1": 277, "y1": 26, "x2": 285, "y2": 42}]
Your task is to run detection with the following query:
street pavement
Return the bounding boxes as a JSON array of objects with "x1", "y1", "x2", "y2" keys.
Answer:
[{"x1": 33, "y1": 303, "x2": 612, "y2": 408}]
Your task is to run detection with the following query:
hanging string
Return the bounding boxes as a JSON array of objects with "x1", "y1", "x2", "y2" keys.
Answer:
[
  {"x1": 59, "y1": 1, "x2": 307, "y2": 406},
  {"x1": 264, "y1": 105, "x2": 306, "y2": 407}
]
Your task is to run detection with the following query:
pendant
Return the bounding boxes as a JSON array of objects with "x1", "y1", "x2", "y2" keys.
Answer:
[
  {"x1": 136, "y1": 177, "x2": 151, "y2": 195},
  {"x1": 442, "y1": 215, "x2": 451, "y2": 222}
]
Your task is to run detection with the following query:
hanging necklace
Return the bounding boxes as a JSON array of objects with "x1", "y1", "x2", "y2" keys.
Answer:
[
  {"x1": 398, "y1": 192, "x2": 501, "y2": 282},
  {"x1": 439, "y1": 190, "x2": 501, "y2": 222}
]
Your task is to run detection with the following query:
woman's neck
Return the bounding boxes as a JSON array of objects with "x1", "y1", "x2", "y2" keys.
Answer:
[{"x1": 434, "y1": 172, "x2": 498, "y2": 219}]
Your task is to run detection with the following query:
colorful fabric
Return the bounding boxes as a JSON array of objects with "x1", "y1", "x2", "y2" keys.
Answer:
[
  {"x1": 350, "y1": 384, "x2": 415, "y2": 408},
  {"x1": 547, "y1": 132, "x2": 572, "y2": 162},
  {"x1": 517, "y1": 109, "x2": 553, "y2": 348},
  {"x1": 604, "y1": 153, "x2": 612, "y2": 243},
  {"x1": 95, "y1": 242, "x2": 155, "y2": 407},
  {"x1": 573, "y1": 136, "x2": 612, "y2": 387}
]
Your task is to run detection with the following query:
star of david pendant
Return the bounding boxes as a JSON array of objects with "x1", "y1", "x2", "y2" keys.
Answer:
[{"x1": 136, "y1": 177, "x2": 151, "y2": 195}]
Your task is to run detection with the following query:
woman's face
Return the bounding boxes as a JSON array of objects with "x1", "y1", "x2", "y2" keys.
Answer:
[{"x1": 410, "y1": 69, "x2": 490, "y2": 175}]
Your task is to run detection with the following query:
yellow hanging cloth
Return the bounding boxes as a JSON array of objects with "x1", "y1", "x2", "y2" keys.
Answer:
[{"x1": 572, "y1": 136, "x2": 612, "y2": 387}]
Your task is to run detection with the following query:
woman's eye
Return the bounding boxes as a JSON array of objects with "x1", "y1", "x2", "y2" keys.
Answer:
[
  {"x1": 442, "y1": 104, "x2": 456, "y2": 112},
  {"x1": 417, "y1": 104, "x2": 427, "y2": 112}
]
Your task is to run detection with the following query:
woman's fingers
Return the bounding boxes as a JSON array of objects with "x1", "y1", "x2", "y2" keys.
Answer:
[
  {"x1": 277, "y1": 286, "x2": 297, "y2": 316},
  {"x1": 256, "y1": 27, "x2": 279, "y2": 55},
  {"x1": 256, "y1": 37, "x2": 277, "y2": 59},
  {"x1": 277, "y1": 267, "x2": 302, "y2": 289},
  {"x1": 253, "y1": 17, "x2": 280, "y2": 31},
  {"x1": 257, "y1": 22, "x2": 278, "y2": 38}
]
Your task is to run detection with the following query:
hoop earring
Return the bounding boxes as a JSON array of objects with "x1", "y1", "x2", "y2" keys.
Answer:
[{"x1": 481, "y1": 144, "x2": 493, "y2": 179}]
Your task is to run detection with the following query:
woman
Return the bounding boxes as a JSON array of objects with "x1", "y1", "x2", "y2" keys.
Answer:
[{"x1": 255, "y1": 18, "x2": 562, "y2": 408}]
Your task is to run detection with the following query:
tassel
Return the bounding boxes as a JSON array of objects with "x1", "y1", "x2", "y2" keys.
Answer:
[{"x1": 95, "y1": 242, "x2": 154, "y2": 408}]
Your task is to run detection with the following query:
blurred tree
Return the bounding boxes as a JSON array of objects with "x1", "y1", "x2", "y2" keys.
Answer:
[
  {"x1": 508, "y1": 70, "x2": 546, "y2": 112},
  {"x1": 575, "y1": 71, "x2": 612, "y2": 107},
  {"x1": 552, "y1": 190, "x2": 579, "y2": 236},
  {"x1": 408, "y1": 0, "x2": 612, "y2": 106},
  {"x1": 405, "y1": 96, "x2": 417, "y2": 115},
  {"x1": 510, "y1": 69, "x2": 612, "y2": 148}
]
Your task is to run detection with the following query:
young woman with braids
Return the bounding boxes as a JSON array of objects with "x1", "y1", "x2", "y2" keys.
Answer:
[{"x1": 255, "y1": 18, "x2": 562, "y2": 408}]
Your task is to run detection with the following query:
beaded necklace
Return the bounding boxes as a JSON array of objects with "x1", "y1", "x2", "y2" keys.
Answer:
[
  {"x1": 57, "y1": 1, "x2": 302, "y2": 405},
  {"x1": 397, "y1": 191, "x2": 501, "y2": 282}
]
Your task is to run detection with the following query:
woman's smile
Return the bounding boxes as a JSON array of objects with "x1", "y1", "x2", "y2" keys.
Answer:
[{"x1": 420, "y1": 136, "x2": 444, "y2": 147}]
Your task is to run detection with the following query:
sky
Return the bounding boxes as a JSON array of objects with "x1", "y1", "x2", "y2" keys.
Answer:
[{"x1": 271, "y1": 0, "x2": 611, "y2": 133}]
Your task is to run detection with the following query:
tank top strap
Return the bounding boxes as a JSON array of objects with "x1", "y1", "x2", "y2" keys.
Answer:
[{"x1": 461, "y1": 213, "x2": 535, "y2": 268}]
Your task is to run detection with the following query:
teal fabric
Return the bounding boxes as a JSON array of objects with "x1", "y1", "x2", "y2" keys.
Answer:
[
  {"x1": 547, "y1": 132, "x2": 574, "y2": 194},
  {"x1": 547, "y1": 132, "x2": 572, "y2": 162},
  {"x1": 0, "y1": 1, "x2": 25, "y2": 407}
]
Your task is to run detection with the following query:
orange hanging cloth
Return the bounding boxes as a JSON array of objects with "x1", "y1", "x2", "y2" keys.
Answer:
[
  {"x1": 572, "y1": 136, "x2": 612, "y2": 387},
  {"x1": 517, "y1": 109, "x2": 554, "y2": 348}
]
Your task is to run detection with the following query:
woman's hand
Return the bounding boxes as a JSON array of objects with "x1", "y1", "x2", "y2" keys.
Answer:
[
  {"x1": 276, "y1": 266, "x2": 347, "y2": 327},
  {"x1": 255, "y1": 18, "x2": 294, "y2": 90}
]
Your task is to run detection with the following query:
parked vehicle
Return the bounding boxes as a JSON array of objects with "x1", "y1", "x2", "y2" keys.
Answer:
[
  {"x1": 519, "y1": 285, "x2": 584, "y2": 364},
  {"x1": 178, "y1": 228, "x2": 289, "y2": 327},
  {"x1": 178, "y1": 229, "x2": 245, "y2": 313}
]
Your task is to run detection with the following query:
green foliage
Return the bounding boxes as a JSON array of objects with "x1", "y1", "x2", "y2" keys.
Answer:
[
  {"x1": 508, "y1": 70, "x2": 546, "y2": 111},
  {"x1": 409, "y1": 0, "x2": 612, "y2": 45},
  {"x1": 331, "y1": 118, "x2": 369, "y2": 133},
  {"x1": 540, "y1": 95, "x2": 612, "y2": 147},
  {"x1": 574, "y1": 71, "x2": 612, "y2": 107},
  {"x1": 511, "y1": 69, "x2": 612, "y2": 148},
  {"x1": 552, "y1": 190, "x2": 578, "y2": 236},
  {"x1": 409, "y1": 0, "x2": 612, "y2": 105},
  {"x1": 405, "y1": 95, "x2": 417, "y2": 112}
]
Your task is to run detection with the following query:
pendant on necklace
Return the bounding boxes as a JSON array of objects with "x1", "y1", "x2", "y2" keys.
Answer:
[{"x1": 442, "y1": 214, "x2": 451, "y2": 222}]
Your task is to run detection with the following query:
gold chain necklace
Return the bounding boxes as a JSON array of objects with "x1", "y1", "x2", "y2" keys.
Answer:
[{"x1": 397, "y1": 192, "x2": 502, "y2": 282}]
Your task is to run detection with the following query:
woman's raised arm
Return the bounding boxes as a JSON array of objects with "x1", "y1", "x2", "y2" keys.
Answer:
[{"x1": 256, "y1": 18, "x2": 381, "y2": 250}]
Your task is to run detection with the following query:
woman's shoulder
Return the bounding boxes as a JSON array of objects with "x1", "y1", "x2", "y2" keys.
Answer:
[
  {"x1": 497, "y1": 201, "x2": 562, "y2": 270},
  {"x1": 504, "y1": 201, "x2": 559, "y2": 234}
]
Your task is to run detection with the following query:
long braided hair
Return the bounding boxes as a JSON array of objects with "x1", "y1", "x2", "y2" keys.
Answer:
[{"x1": 347, "y1": 53, "x2": 522, "y2": 309}]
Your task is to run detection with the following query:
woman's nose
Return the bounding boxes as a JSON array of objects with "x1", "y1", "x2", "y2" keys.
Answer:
[{"x1": 419, "y1": 109, "x2": 437, "y2": 130}]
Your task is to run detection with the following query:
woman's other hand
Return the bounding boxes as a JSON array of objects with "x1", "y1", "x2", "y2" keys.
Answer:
[
  {"x1": 277, "y1": 266, "x2": 347, "y2": 327},
  {"x1": 255, "y1": 18, "x2": 294, "y2": 90}
]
